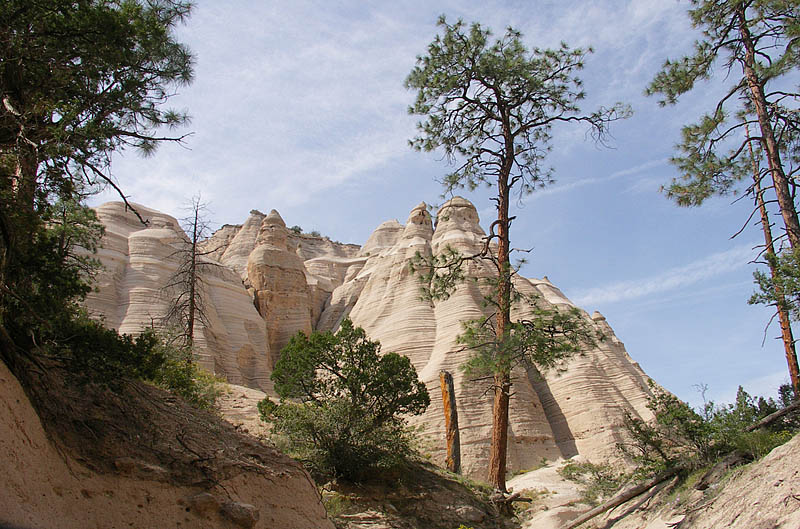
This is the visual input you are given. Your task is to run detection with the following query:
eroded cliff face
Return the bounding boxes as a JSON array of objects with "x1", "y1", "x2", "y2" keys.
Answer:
[
  {"x1": 312, "y1": 197, "x2": 654, "y2": 474},
  {"x1": 87, "y1": 198, "x2": 655, "y2": 476},
  {"x1": 86, "y1": 202, "x2": 272, "y2": 391}
]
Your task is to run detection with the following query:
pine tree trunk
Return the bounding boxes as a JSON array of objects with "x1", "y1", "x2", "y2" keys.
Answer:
[
  {"x1": 488, "y1": 371, "x2": 511, "y2": 491},
  {"x1": 738, "y1": 7, "x2": 800, "y2": 249},
  {"x1": 748, "y1": 130, "x2": 800, "y2": 398},
  {"x1": 488, "y1": 132, "x2": 514, "y2": 492}
]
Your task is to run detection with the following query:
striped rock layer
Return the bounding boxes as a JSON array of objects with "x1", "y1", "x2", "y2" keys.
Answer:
[{"x1": 89, "y1": 198, "x2": 654, "y2": 476}]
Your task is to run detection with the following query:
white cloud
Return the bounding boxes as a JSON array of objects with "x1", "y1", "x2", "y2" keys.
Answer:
[{"x1": 571, "y1": 243, "x2": 758, "y2": 306}]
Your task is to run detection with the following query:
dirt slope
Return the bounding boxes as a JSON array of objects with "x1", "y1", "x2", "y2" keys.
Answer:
[
  {"x1": 0, "y1": 359, "x2": 333, "y2": 529},
  {"x1": 583, "y1": 434, "x2": 800, "y2": 529}
]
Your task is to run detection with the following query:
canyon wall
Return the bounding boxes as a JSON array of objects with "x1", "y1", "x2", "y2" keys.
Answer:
[
  {"x1": 87, "y1": 198, "x2": 655, "y2": 476},
  {"x1": 86, "y1": 202, "x2": 272, "y2": 391}
]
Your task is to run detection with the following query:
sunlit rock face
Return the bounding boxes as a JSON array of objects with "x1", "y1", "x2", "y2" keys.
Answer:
[
  {"x1": 203, "y1": 210, "x2": 362, "y2": 360},
  {"x1": 313, "y1": 197, "x2": 655, "y2": 475},
  {"x1": 88, "y1": 198, "x2": 655, "y2": 477},
  {"x1": 86, "y1": 202, "x2": 272, "y2": 391},
  {"x1": 245, "y1": 210, "x2": 314, "y2": 367}
]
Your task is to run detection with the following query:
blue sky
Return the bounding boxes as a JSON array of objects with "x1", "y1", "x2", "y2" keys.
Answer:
[{"x1": 94, "y1": 0, "x2": 796, "y2": 408}]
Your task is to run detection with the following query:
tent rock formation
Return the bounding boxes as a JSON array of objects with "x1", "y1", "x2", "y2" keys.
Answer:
[{"x1": 87, "y1": 198, "x2": 654, "y2": 476}]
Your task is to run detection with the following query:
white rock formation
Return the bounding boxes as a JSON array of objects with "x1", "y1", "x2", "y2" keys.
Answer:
[
  {"x1": 86, "y1": 202, "x2": 272, "y2": 391},
  {"x1": 315, "y1": 197, "x2": 654, "y2": 475},
  {"x1": 87, "y1": 197, "x2": 655, "y2": 477}
]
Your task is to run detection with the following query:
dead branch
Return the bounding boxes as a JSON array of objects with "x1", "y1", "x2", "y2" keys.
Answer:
[
  {"x1": 745, "y1": 399, "x2": 800, "y2": 431},
  {"x1": 563, "y1": 467, "x2": 681, "y2": 529}
]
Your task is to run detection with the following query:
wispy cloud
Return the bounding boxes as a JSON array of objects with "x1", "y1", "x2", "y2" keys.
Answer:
[
  {"x1": 530, "y1": 158, "x2": 668, "y2": 200},
  {"x1": 571, "y1": 243, "x2": 758, "y2": 306},
  {"x1": 706, "y1": 370, "x2": 789, "y2": 407}
]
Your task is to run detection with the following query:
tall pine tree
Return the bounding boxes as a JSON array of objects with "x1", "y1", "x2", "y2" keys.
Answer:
[
  {"x1": 406, "y1": 16, "x2": 628, "y2": 492},
  {"x1": 647, "y1": 0, "x2": 800, "y2": 397}
]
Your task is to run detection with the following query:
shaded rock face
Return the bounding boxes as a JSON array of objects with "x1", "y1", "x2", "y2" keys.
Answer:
[
  {"x1": 86, "y1": 202, "x2": 272, "y2": 391},
  {"x1": 87, "y1": 198, "x2": 655, "y2": 477}
]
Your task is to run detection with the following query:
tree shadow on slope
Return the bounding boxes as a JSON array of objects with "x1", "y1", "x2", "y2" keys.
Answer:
[
  {"x1": 10, "y1": 355, "x2": 312, "y2": 491},
  {"x1": 322, "y1": 459, "x2": 520, "y2": 529}
]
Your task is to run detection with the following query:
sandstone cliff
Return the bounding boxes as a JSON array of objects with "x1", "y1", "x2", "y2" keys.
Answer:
[
  {"x1": 86, "y1": 202, "x2": 272, "y2": 391},
  {"x1": 313, "y1": 198, "x2": 654, "y2": 475},
  {"x1": 87, "y1": 198, "x2": 655, "y2": 477}
]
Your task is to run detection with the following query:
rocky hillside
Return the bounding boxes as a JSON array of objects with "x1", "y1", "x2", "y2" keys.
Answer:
[
  {"x1": 590, "y1": 433, "x2": 800, "y2": 529},
  {"x1": 86, "y1": 198, "x2": 656, "y2": 477}
]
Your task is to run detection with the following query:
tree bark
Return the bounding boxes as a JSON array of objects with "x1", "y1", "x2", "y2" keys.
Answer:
[
  {"x1": 439, "y1": 370, "x2": 461, "y2": 473},
  {"x1": 487, "y1": 125, "x2": 514, "y2": 492},
  {"x1": 747, "y1": 127, "x2": 800, "y2": 398},
  {"x1": 488, "y1": 372, "x2": 510, "y2": 491},
  {"x1": 738, "y1": 7, "x2": 800, "y2": 249}
]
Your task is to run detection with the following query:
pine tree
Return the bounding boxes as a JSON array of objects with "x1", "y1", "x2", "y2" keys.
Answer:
[
  {"x1": 405, "y1": 16, "x2": 628, "y2": 492},
  {"x1": 646, "y1": 0, "x2": 800, "y2": 397},
  {"x1": 0, "y1": 0, "x2": 193, "y2": 364}
]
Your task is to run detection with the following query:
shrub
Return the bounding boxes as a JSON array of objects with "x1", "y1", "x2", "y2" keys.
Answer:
[
  {"x1": 151, "y1": 341, "x2": 226, "y2": 410},
  {"x1": 259, "y1": 319, "x2": 430, "y2": 481},
  {"x1": 619, "y1": 383, "x2": 797, "y2": 477},
  {"x1": 55, "y1": 313, "x2": 167, "y2": 385},
  {"x1": 558, "y1": 461, "x2": 627, "y2": 506},
  {"x1": 52, "y1": 315, "x2": 223, "y2": 409}
]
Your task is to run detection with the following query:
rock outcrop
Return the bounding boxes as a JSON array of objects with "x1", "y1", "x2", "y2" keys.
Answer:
[
  {"x1": 87, "y1": 198, "x2": 655, "y2": 477},
  {"x1": 314, "y1": 198, "x2": 654, "y2": 475},
  {"x1": 86, "y1": 202, "x2": 272, "y2": 390},
  {"x1": 246, "y1": 210, "x2": 313, "y2": 365}
]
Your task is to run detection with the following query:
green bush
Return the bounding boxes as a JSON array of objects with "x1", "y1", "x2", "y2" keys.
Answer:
[
  {"x1": 54, "y1": 313, "x2": 166, "y2": 385},
  {"x1": 151, "y1": 342, "x2": 225, "y2": 411},
  {"x1": 50, "y1": 315, "x2": 223, "y2": 409},
  {"x1": 259, "y1": 319, "x2": 430, "y2": 481}
]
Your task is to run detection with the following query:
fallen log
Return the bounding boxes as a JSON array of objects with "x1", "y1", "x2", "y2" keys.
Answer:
[
  {"x1": 745, "y1": 400, "x2": 800, "y2": 432},
  {"x1": 563, "y1": 467, "x2": 681, "y2": 529}
]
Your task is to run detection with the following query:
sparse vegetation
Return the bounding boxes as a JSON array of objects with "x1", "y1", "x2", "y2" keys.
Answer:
[
  {"x1": 618, "y1": 383, "x2": 798, "y2": 478},
  {"x1": 149, "y1": 337, "x2": 226, "y2": 410},
  {"x1": 558, "y1": 461, "x2": 628, "y2": 506},
  {"x1": 59, "y1": 317, "x2": 224, "y2": 409}
]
